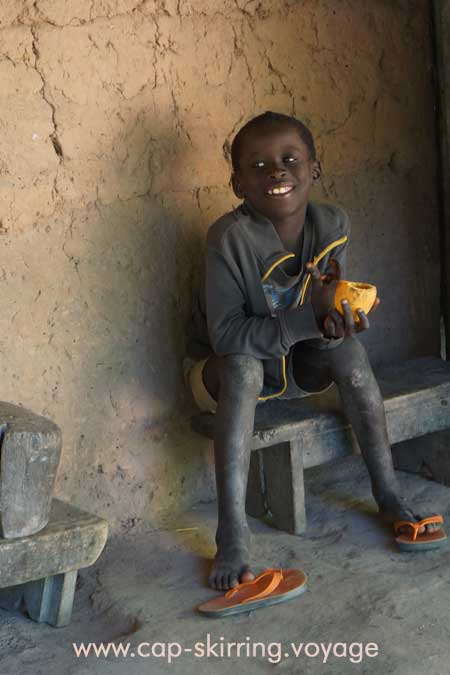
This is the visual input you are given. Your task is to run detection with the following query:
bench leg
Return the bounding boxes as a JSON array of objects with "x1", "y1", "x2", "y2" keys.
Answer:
[
  {"x1": 24, "y1": 570, "x2": 77, "y2": 627},
  {"x1": 0, "y1": 584, "x2": 25, "y2": 611},
  {"x1": 263, "y1": 440, "x2": 306, "y2": 535}
]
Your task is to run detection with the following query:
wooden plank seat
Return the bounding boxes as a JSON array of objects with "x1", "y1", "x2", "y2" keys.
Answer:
[
  {"x1": 0, "y1": 499, "x2": 108, "y2": 627},
  {"x1": 191, "y1": 356, "x2": 450, "y2": 535}
]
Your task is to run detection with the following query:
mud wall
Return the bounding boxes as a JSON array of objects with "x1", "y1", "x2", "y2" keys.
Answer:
[{"x1": 0, "y1": 1, "x2": 440, "y2": 531}]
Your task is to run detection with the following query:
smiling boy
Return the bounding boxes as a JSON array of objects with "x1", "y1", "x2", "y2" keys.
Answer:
[{"x1": 186, "y1": 111, "x2": 446, "y2": 591}]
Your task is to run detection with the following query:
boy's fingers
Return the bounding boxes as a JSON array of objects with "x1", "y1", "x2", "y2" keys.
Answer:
[
  {"x1": 356, "y1": 309, "x2": 370, "y2": 332},
  {"x1": 328, "y1": 308, "x2": 345, "y2": 337},
  {"x1": 323, "y1": 315, "x2": 336, "y2": 337},
  {"x1": 306, "y1": 262, "x2": 321, "y2": 280},
  {"x1": 371, "y1": 297, "x2": 380, "y2": 313},
  {"x1": 326, "y1": 258, "x2": 342, "y2": 281},
  {"x1": 341, "y1": 299, "x2": 355, "y2": 335},
  {"x1": 321, "y1": 273, "x2": 338, "y2": 284}
]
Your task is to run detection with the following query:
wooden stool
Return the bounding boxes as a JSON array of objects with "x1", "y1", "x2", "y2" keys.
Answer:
[{"x1": 0, "y1": 499, "x2": 108, "y2": 627}]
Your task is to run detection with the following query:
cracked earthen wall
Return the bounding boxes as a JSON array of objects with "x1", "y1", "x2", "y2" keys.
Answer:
[{"x1": 0, "y1": 1, "x2": 440, "y2": 532}]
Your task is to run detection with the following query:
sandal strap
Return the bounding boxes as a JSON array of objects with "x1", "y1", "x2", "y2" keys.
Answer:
[
  {"x1": 394, "y1": 515, "x2": 444, "y2": 541},
  {"x1": 225, "y1": 568, "x2": 283, "y2": 603}
]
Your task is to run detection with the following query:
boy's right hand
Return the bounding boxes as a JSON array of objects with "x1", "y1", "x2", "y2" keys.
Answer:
[{"x1": 305, "y1": 261, "x2": 339, "y2": 331}]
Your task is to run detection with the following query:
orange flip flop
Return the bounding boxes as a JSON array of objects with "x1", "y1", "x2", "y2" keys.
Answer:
[
  {"x1": 394, "y1": 515, "x2": 447, "y2": 551},
  {"x1": 197, "y1": 568, "x2": 307, "y2": 618}
]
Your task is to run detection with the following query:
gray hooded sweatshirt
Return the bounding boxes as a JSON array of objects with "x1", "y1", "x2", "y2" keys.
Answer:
[{"x1": 186, "y1": 199, "x2": 350, "y2": 400}]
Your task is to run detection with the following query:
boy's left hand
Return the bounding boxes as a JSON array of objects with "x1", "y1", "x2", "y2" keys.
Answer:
[
  {"x1": 323, "y1": 297, "x2": 380, "y2": 338},
  {"x1": 307, "y1": 258, "x2": 380, "y2": 337}
]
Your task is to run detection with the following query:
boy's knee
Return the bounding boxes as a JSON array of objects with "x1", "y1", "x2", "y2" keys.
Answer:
[
  {"x1": 220, "y1": 354, "x2": 264, "y2": 393},
  {"x1": 330, "y1": 337, "x2": 373, "y2": 383}
]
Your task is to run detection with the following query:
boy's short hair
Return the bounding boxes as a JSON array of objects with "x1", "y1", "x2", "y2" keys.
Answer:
[{"x1": 230, "y1": 111, "x2": 317, "y2": 171}]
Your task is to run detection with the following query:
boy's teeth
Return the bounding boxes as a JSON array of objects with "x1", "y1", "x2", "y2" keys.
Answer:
[{"x1": 269, "y1": 186, "x2": 292, "y2": 195}]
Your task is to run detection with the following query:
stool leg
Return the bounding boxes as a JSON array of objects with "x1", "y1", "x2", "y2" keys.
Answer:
[
  {"x1": 24, "y1": 570, "x2": 77, "y2": 627},
  {"x1": 263, "y1": 439, "x2": 306, "y2": 535}
]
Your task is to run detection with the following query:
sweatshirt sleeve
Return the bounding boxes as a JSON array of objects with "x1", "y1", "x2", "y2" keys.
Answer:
[{"x1": 205, "y1": 246, "x2": 323, "y2": 359}]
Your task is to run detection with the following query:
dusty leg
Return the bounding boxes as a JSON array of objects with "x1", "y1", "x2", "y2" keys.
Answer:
[
  {"x1": 203, "y1": 354, "x2": 264, "y2": 590},
  {"x1": 293, "y1": 338, "x2": 440, "y2": 534}
]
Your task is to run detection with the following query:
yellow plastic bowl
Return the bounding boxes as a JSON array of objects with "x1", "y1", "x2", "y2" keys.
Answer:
[{"x1": 334, "y1": 280, "x2": 377, "y2": 322}]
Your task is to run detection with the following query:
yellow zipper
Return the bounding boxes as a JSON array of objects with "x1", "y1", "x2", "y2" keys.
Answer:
[
  {"x1": 261, "y1": 254, "x2": 295, "y2": 282},
  {"x1": 257, "y1": 235, "x2": 348, "y2": 402},
  {"x1": 298, "y1": 235, "x2": 348, "y2": 305}
]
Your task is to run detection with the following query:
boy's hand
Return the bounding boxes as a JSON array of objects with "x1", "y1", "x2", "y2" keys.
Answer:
[
  {"x1": 323, "y1": 297, "x2": 380, "y2": 338},
  {"x1": 306, "y1": 260, "x2": 340, "y2": 330},
  {"x1": 321, "y1": 258, "x2": 342, "y2": 284},
  {"x1": 306, "y1": 258, "x2": 380, "y2": 337}
]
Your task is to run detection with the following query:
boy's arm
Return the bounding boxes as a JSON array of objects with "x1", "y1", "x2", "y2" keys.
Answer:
[{"x1": 206, "y1": 247, "x2": 323, "y2": 359}]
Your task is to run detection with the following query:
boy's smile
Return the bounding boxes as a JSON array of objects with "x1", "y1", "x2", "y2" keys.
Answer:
[{"x1": 231, "y1": 124, "x2": 321, "y2": 230}]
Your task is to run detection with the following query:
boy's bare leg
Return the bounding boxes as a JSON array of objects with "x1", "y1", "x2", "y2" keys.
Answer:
[
  {"x1": 202, "y1": 354, "x2": 263, "y2": 590},
  {"x1": 293, "y1": 337, "x2": 441, "y2": 534}
]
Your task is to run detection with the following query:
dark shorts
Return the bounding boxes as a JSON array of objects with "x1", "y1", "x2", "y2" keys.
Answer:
[{"x1": 183, "y1": 335, "x2": 343, "y2": 413}]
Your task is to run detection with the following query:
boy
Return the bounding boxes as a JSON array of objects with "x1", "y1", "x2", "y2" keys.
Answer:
[{"x1": 185, "y1": 111, "x2": 445, "y2": 591}]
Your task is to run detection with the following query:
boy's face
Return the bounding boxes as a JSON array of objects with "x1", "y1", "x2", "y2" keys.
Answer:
[{"x1": 232, "y1": 124, "x2": 320, "y2": 224}]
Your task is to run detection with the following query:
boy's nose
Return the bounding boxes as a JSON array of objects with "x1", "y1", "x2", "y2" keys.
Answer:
[{"x1": 268, "y1": 163, "x2": 287, "y2": 178}]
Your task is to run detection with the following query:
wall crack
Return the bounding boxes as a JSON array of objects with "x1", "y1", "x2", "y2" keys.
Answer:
[{"x1": 30, "y1": 25, "x2": 64, "y2": 163}]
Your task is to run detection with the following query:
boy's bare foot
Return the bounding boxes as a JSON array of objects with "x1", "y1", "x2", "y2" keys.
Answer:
[
  {"x1": 209, "y1": 524, "x2": 255, "y2": 590},
  {"x1": 378, "y1": 492, "x2": 442, "y2": 535}
]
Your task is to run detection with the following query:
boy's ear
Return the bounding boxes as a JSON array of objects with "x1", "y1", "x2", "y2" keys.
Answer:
[
  {"x1": 312, "y1": 161, "x2": 322, "y2": 184},
  {"x1": 231, "y1": 173, "x2": 245, "y2": 199}
]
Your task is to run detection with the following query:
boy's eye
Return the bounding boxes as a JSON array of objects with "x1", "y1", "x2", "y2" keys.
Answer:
[{"x1": 251, "y1": 157, "x2": 297, "y2": 168}]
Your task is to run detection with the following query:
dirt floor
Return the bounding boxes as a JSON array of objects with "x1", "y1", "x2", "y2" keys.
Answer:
[{"x1": 2, "y1": 455, "x2": 450, "y2": 675}]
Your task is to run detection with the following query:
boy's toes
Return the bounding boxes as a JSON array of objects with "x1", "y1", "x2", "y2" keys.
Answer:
[
  {"x1": 228, "y1": 573, "x2": 239, "y2": 588},
  {"x1": 412, "y1": 514, "x2": 443, "y2": 535},
  {"x1": 424, "y1": 520, "x2": 443, "y2": 534},
  {"x1": 411, "y1": 514, "x2": 426, "y2": 535},
  {"x1": 216, "y1": 575, "x2": 228, "y2": 591},
  {"x1": 219, "y1": 575, "x2": 228, "y2": 591},
  {"x1": 241, "y1": 568, "x2": 255, "y2": 583},
  {"x1": 226, "y1": 567, "x2": 255, "y2": 589},
  {"x1": 209, "y1": 561, "x2": 254, "y2": 590},
  {"x1": 208, "y1": 568, "x2": 224, "y2": 590}
]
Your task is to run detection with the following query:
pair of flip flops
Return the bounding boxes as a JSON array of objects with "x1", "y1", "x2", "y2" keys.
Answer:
[
  {"x1": 394, "y1": 515, "x2": 447, "y2": 551},
  {"x1": 198, "y1": 568, "x2": 307, "y2": 618},
  {"x1": 198, "y1": 517, "x2": 447, "y2": 617}
]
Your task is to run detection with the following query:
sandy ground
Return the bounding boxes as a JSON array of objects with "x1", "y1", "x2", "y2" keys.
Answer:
[{"x1": 2, "y1": 456, "x2": 450, "y2": 675}]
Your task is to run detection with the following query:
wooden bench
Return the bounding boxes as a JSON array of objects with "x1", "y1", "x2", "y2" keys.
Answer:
[
  {"x1": 191, "y1": 355, "x2": 450, "y2": 535},
  {"x1": 0, "y1": 499, "x2": 108, "y2": 627}
]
